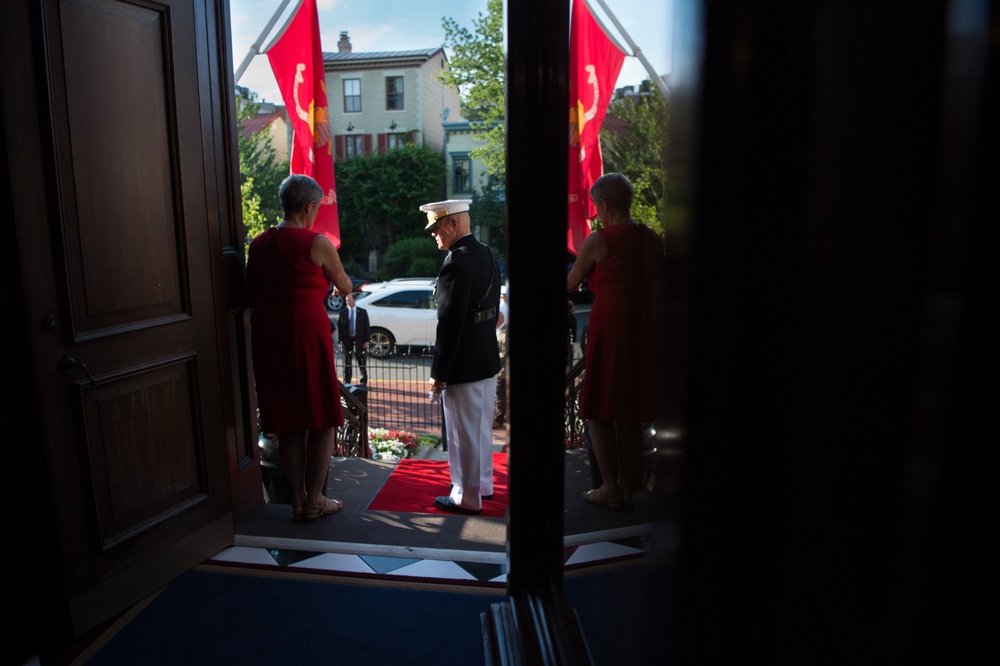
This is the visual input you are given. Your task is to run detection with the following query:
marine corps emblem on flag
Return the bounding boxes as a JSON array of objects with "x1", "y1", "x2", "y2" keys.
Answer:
[
  {"x1": 266, "y1": 0, "x2": 341, "y2": 247},
  {"x1": 567, "y1": 0, "x2": 625, "y2": 255}
]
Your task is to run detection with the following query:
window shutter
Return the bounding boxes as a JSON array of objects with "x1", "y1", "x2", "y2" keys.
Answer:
[
  {"x1": 334, "y1": 135, "x2": 346, "y2": 162},
  {"x1": 363, "y1": 134, "x2": 373, "y2": 156},
  {"x1": 377, "y1": 133, "x2": 388, "y2": 155}
]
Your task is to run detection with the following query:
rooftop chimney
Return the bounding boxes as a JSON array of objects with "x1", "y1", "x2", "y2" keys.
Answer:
[{"x1": 338, "y1": 31, "x2": 351, "y2": 53}]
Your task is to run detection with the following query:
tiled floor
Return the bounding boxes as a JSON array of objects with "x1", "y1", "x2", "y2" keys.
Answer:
[
  {"x1": 12, "y1": 538, "x2": 651, "y2": 666},
  {"x1": 17, "y1": 445, "x2": 659, "y2": 666},
  {"x1": 214, "y1": 436, "x2": 652, "y2": 582},
  {"x1": 208, "y1": 535, "x2": 649, "y2": 583}
]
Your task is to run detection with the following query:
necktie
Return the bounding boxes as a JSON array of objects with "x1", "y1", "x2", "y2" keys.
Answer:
[{"x1": 350, "y1": 308, "x2": 355, "y2": 336}]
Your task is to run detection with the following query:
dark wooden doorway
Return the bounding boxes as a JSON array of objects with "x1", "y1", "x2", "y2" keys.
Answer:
[{"x1": 2, "y1": 0, "x2": 259, "y2": 658}]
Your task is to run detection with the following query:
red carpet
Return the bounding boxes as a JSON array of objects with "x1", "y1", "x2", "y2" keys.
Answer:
[{"x1": 367, "y1": 453, "x2": 508, "y2": 518}]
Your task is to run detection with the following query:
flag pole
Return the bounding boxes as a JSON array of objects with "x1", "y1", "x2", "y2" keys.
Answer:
[
  {"x1": 234, "y1": 0, "x2": 297, "y2": 85},
  {"x1": 587, "y1": 0, "x2": 670, "y2": 98}
]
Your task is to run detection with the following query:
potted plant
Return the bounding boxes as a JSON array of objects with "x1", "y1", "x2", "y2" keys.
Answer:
[{"x1": 368, "y1": 428, "x2": 420, "y2": 460}]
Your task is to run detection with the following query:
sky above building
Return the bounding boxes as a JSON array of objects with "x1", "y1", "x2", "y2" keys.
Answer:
[{"x1": 229, "y1": 0, "x2": 673, "y2": 106}]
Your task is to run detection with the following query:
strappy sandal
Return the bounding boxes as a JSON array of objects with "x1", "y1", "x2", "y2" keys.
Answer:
[
  {"x1": 299, "y1": 497, "x2": 343, "y2": 523},
  {"x1": 582, "y1": 487, "x2": 624, "y2": 509},
  {"x1": 290, "y1": 501, "x2": 309, "y2": 522}
]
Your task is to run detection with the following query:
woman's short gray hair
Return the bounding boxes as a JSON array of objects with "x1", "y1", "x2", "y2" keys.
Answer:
[
  {"x1": 590, "y1": 172, "x2": 633, "y2": 214},
  {"x1": 279, "y1": 174, "x2": 323, "y2": 216}
]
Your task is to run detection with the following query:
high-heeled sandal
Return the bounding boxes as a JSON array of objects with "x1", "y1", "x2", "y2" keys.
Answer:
[
  {"x1": 299, "y1": 497, "x2": 343, "y2": 522},
  {"x1": 582, "y1": 486, "x2": 624, "y2": 509}
]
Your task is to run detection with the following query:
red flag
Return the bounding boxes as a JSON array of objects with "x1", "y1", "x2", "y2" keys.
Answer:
[
  {"x1": 567, "y1": 0, "x2": 626, "y2": 254},
  {"x1": 266, "y1": 0, "x2": 340, "y2": 247}
]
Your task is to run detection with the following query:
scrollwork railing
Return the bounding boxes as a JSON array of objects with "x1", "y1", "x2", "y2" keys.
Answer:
[
  {"x1": 565, "y1": 358, "x2": 587, "y2": 450},
  {"x1": 335, "y1": 383, "x2": 369, "y2": 458}
]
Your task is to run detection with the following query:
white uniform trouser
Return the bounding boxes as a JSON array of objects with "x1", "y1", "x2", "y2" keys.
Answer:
[{"x1": 442, "y1": 375, "x2": 497, "y2": 511}]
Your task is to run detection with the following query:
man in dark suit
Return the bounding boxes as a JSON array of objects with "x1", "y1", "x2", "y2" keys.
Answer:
[
  {"x1": 422, "y1": 199, "x2": 501, "y2": 515},
  {"x1": 336, "y1": 292, "x2": 370, "y2": 385}
]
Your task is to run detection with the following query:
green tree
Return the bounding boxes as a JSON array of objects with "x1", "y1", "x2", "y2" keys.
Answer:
[
  {"x1": 599, "y1": 86, "x2": 670, "y2": 235},
  {"x1": 237, "y1": 95, "x2": 288, "y2": 250},
  {"x1": 439, "y1": 0, "x2": 506, "y2": 180},
  {"x1": 470, "y1": 182, "x2": 507, "y2": 258},
  {"x1": 335, "y1": 144, "x2": 446, "y2": 255},
  {"x1": 380, "y1": 237, "x2": 443, "y2": 280}
]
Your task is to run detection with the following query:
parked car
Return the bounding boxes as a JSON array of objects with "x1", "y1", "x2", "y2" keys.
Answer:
[
  {"x1": 325, "y1": 274, "x2": 371, "y2": 313},
  {"x1": 354, "y1": 278, "x2": 438, "y2": 357}
]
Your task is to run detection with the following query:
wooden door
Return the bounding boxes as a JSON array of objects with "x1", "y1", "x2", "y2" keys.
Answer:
[{"x1": 1, "y1": 0, "x2": 254, "y2": 638}]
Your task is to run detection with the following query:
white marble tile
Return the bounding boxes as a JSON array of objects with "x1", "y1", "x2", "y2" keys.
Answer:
[
  {"x1": 209, "y1": 546, "x2": 279, "y2": 566},
  {"x1": 289, "y1": 552, "x2": 376, "y2": 574},
  {"x1": 563, "y1": 541, "x2": 644, "y2": 566},
  {"x1": 208, "y1": 541, "x2": 634, "y2": 582},
  {"x1": 388, "y1": 559, "x2": 479, "y2": 581}
]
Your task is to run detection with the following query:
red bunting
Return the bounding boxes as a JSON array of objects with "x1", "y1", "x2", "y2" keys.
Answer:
[
  {"x1": 567, "y1": 0, "x2": 626, "y2": 254},
  {"x1": 266, "y1": 0, "x2": 340, "y2": 247}
]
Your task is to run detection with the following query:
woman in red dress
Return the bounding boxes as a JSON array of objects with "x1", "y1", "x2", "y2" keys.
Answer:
[
  {"x1": 567, "y1": 173, "x2": 665, "y2": 509},
  {"x1": 247, "y1": 175, "x2": 354, "y2": 523}
]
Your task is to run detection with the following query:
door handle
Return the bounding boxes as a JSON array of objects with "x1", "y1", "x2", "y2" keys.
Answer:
[{"x1": 60, "y1": 354, "x2": 97, "y2": 388}]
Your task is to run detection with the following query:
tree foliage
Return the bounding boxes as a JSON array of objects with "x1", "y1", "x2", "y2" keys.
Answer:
[
  {"x1": 439, "y1": 0, "x2": 506, "y2": 180},
  {"x1": 381, "y1": 237, "x2": 443, "y2": 280},
  {"x1": 600, "y1": 87, "x2": 670, "y2": 235},
  {"x1": 334, "y1": 144, "x2": 446, "y2": 252},
  {"x1": 470, "y1": 182, "x2": 507, "y2": 258},
  {"x1": 237, "y1": 96, "x2": 287, "y2": 250}
]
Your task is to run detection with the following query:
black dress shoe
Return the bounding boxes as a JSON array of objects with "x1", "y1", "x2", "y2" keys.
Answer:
[{"x1": 434, "y1": 496, "x2": 482, "y2": 515}]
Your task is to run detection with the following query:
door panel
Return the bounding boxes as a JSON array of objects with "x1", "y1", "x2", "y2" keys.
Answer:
[
  {"x1": 1, "y1": 0, "x2": 242, "y2": 638},
  {"x1": 56, "y1": 0, "x2": 187, "y2": 333},
  {"x1": 80, "y1": 357, "x2": 204, "y2": 550}
]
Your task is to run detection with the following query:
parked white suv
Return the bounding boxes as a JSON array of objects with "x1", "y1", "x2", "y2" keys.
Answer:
[{"x1": 354, "y1": 278, "x2": 438, "y2": 357}]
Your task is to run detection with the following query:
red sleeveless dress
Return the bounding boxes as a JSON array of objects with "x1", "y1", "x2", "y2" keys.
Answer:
[
  {"x1": 248, "y1": 227, "x2": 343, "y2": 433},
  {"x1": 579, "y1": 223, "x2": 664, "y2": 422}
]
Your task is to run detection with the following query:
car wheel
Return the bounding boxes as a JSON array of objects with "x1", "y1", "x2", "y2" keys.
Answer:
[
  {"x1": 325, "y1": 289, "x2": 345, "y2": 312},
  {"x1": 368, "y1": 328, "x2": 395, "y2": 358}
]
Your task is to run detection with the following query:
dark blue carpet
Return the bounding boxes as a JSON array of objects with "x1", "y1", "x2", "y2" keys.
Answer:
[
  {"x1": 85, "y1": 558, "x2": 675, "y2": 665},
  {"x1": 87, "y1": 569, "x2": 500, "y2": 665},
  {"x1": 564, "y1": 558, "x2": 677, "y2": 665}
]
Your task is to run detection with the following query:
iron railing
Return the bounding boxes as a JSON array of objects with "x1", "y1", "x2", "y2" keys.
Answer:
[
  {"x1": 335, "y1": 384, "x2": 370, "y2": 457},
  {"x1": 565, "y1": 357, "x2": 587, "y2": 450},
  {"x1": 335, "y1": 346, "x2": 443, "y2": 435},
  {"x1": 333, "y1": 345, "x2": 588, "y2": 454}
]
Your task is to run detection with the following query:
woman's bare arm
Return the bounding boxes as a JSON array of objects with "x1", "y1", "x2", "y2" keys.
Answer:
[
  {"x1": 311, "y1": 234, "x2": 353, "y2": 294},
  {"x1": 567, "y1": 231, "x2": 606, "y2": 292}
]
